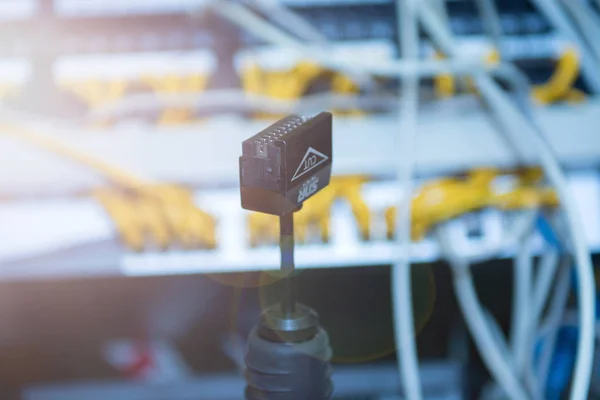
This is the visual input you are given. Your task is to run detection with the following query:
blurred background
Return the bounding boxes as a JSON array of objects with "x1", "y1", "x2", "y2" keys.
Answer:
[{"x1": 0, "y1": 0, "x2": 599, "y2": 399}]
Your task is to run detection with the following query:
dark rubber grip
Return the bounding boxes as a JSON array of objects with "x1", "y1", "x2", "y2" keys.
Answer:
[{"x1": 245, "y1": 326, "x2": 333, "y2": 400}]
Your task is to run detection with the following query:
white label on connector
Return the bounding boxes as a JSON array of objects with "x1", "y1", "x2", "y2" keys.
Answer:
[{"x1": 297, "y1": 176, "x2": 319, "y2": 203}]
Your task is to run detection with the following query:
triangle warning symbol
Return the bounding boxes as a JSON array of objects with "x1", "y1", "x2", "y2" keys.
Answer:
[{"x1": 291, "y1": 147, "x2": 329, "y2": 182}]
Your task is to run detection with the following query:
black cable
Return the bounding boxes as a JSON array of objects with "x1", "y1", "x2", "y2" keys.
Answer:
[{"x1": 280, "y1": 213, "x2": 296, "y2": 316}]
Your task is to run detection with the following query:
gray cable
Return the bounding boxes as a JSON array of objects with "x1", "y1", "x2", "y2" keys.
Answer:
[
  {"x1": 436, "y1": 224, "x2": 530, "y2": 400},
  {"x1": 474, "y1": 74, "x2": 596, "y2": 400},
  {"x1": 536, "y1": 258, "x2": 571, "y2": 396},
  {"x1": 511, "y1": 233, "x2": 534, "y2": 377},
  {"x1": 431, "y1": 0, "x2": 452, "y2": 32},
  {"x1": 252, "y1": 1, "x2": 327, "y2": 43},
  {"x1": 391, "y1": 0, "x2": 423, "y2": 398},
  {"x1": 209, "y1": 0, "x2": 504, "y2": 80},
  {"x1": 474, "y1": 0, "x2": 505, "y2": 57},
  {"x1": 417, "y1": 2, "x2": 595, "y2": 399},
  {"x1": 528, "y1": 0, "x2": 600, "y2": 93},
  {"x1": 559, "y1": 0, "x2": 600, "y2": 64}
]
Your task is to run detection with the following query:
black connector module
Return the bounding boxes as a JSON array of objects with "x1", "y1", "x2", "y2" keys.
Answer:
[
  {"x1": 240, "y1": 112, "x2": 335, "y2": 400},
  {"x1": 239, "y1": 112, "x2": 333, "y2": 216}
]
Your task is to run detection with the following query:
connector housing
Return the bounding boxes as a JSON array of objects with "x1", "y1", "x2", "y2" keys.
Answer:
[{"x1": 239, "y1": 112, "x2": 333, "y2": 215}]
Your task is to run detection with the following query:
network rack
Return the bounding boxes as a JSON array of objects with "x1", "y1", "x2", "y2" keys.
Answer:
[{"x1": 0, "y1": 0, "x2": 591, "y2": 120}]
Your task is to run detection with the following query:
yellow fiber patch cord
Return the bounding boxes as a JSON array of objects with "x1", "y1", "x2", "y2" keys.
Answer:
[
  {"x1": 94, "y1": 184, "x2": 215, "y2": 251},
  {"x1": 248, "y1": 175, "x2": 371, "y2": 246},
  {"x1": 0, "y1": 120, "x2": 216, "y2": 251},
  {"x1": 249, "y1": 168, "x2": 557, "y2": 246},
  {"x1": 385, "y1": 167, "x2": 558, "y2": 240},
  {"x1": 435, "y1": 48, "x2": 585, "y2": 104},
  {"x1": 59, "y1": 78, "x2": 128, "y2": 115},
  {"x1": 242, "y1": 61, "x2": 323, "y2": 120},
  {"x1": 241, "y1": 61, "x2": 363, "y2": 118},
  {"x1": 141, "y1": 74, "x2": 209, "y2": 125},
  {"x1": 531, "y1": 48, "x2": 586, "y2": 104},
  {"x1": 59, "y1": 73, "x2": 209, "y2": 126}
]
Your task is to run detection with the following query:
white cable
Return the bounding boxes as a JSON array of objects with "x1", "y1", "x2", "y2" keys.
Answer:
[
  {"x1": 440, "y1": 212, "x2": 541, "y2": 400},
  {"x1": 437, "y1": 225, "x2": 530, "y2": 400},
  {"x1": 210, "y1": 0, "x2": 381, "y2": 88},
  {"x1": 510, "y1": 233, "x2": 534, "y2": 376},
  {"x1": 474, "y1": 0, "x2": 504, "y2": 56},
  {"x1": 528, "y1": 0, "x2": 600, "y2": 93},
  {"x1": 475, "y1": 77, "x2": 596, "y2": 400},
  {"x1": 206, "y1": 13, "x2": 526, "y2": 398},
  {"x1": 209, "y1": 1, "x2": 497, "y2": 79},
  {"x1": 391, "y1": 0, "x2": 423, "y2": 398},
  {"x1": 559, "y1": 0, "x2": 600, "y2": 64},
  {"x1": 430, "y1": 0, "x2": 451, "y2": 31},
  {"x1": 464, "y1": 210, "x2": 537, "y2": 265},
  {"x1": 212, "y1": 0, "x2": 542, "y2": 116},
  {"x1": 484, "y1": 307, "x2": 513, "y2": 359},
  {"x1": 207, "y1": 4, "x2": 596, "y2": 395},
  {"x1": 536, "y1": 261, "x2": 572, "y2": 396},
  {"x1": 478, "y1": 211, "x2": 541, "y2": 399},
  {"x1": 416, "y1": 3, "x2": 596, "y2": 397},
  {"x1": 524, "y1": 248, "x2": 560, "y2": 398},
  {"x1": 252, "y1": 0, "x2": 327, "y2": 43},
  {"x1": 531, "y1": 249, "x2": 561, "y2": 331},
  {"x1": 249, "y1": 0, "x2": 382, "y2": 91}
]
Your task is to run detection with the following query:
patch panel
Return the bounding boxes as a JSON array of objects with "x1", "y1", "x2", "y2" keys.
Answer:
[
  {"x1": 55, "y1": 51, "x2": 216, "y2": 121},
  {"x1": 0, "y1": 99, "x2": 597, "y2": 196},
  {"x1": 0, "y1": 0, "x2": 592, "y2": 122},
  {"x1": 0, "y1": 171, "x2": 598, "y2": 281},
  {"x1": 0, "y1": 43, "x2": 578, "y2": 124},
  {"x1": 0, "y1": 1, "x2": 581, "y2": 72}
]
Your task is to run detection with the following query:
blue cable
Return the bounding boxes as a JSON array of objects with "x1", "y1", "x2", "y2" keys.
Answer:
[
  {"x1": 536, "y1": 214, "x2": 562, "y2": 252},
  {"x1": 534, "y1": 214, "x2": 575, "y2": 399},
  {"x1": 545, "y1": 326, "x2": 578, "y2": 400}
]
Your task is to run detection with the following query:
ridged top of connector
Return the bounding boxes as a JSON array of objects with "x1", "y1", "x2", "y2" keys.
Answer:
[
  {"x1": 241, "y1": 113, "x2": 328, "y2": 160},
  {"x1": 256, "y1": 115, "x2": 311, "y2": 144}
]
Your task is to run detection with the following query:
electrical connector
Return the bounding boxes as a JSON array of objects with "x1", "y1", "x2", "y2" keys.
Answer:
[{"x1": 240, "y1": 112, "x2": 333, "y2": 216}]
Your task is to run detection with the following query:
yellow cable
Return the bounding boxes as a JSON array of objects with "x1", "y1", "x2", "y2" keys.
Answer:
[
  {"x1": 60, "y1": 79, "x2": 128, "y2": 110},
  {"x1": 491, "y1": 187, "x2": 559, "y2": 210},
  {"x1": 294, "y1": 186, "x2": 338, "y2": 244},
  {"x1": 433, "y1": 52, "x2": 456, "y2": 98},
  {"x1": 242, "y1": 61, "x2": 367, "y2": 118},
  {"x1": 386, "y1": 168, "x2": 558, "y2": 240},
  {"x1": 247, "y1": 183, "x2": 338, "y2": 246},
  {"x1": 532, "y1": 48, "x2": 581, "y2": 104},
  {"x1": 565, "y1": 88, "x2": 586, "y2": 104},
  {"x1": 334, "y1": 176, "x2": 371, "y2": 240},
  {"x1": 141, "y1": 74, "x2": 209, "y2": 125},
  {"x1": 331, "y1": 73, "x2": 364, "y2": 116},
  {"x1": 430, "y1": 47, "x2": 582, "y2": 105},
  {"x1": 247, "y1": 213, "x2": 279, "y2": 247},
  {"x1": 249, "y1": 169, "x2": 557, "y2": 246},
  {"x1": 241, "y1": 61, "x2": 324, "y2": 119},
  {"x1": 0, "y1": 121, "x2": 146, "y2": 188},
  {"x1": 248, "y1": 176, "x2": 370, "y2": 245},
  {"x1": 0, "y1": 121, "x2": 216, "y2": 250},
  {"x1": 266, "y1": 62, "x2": 322, "y2": 101},
  {"x1": 434, "y1": 50, "x2": 499, "y2": 98}
]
